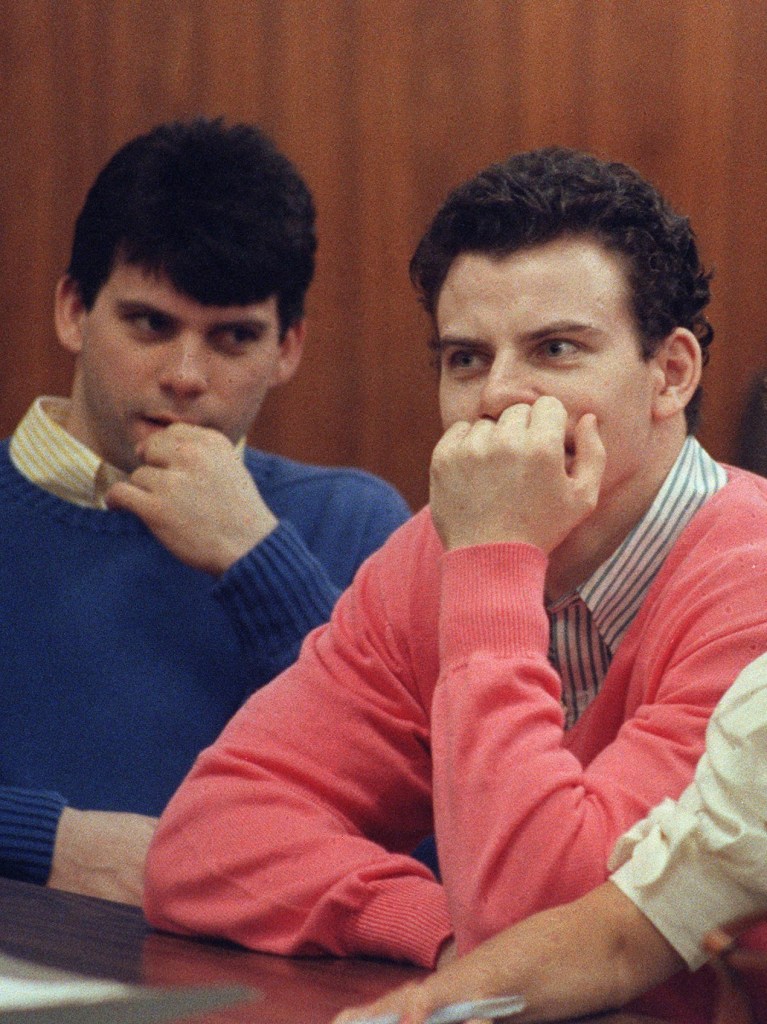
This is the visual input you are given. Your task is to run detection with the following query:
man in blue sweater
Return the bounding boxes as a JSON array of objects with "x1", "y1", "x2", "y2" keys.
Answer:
[{"x1": 0, "y1": 118, "x2": 410, "y2": 905}]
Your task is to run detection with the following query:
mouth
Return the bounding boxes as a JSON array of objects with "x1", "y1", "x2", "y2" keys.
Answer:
[{"x1": 140, "y1": 413, "x2": 195, "y2": 428}]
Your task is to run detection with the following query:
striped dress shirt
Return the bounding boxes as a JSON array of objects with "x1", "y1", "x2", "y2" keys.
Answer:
[
  {"x1": 548, "y1": 436, "x2": 727, "y2": 728},
  {"x1": 9, "y1": 397, "x2": 128, "y2": 508}
]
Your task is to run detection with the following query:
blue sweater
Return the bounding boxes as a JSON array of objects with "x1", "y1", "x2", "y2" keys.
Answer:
[{"x1": 0, "y1": 439, "x2": 410, "y2": 884}]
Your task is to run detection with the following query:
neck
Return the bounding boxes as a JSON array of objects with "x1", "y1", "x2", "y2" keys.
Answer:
[{"x1": 545, "y1": 432, "x2": 688, "y2": 602}]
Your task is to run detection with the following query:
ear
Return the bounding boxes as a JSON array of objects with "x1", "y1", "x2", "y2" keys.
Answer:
[
  {"x1": 54, "y1": 276, "x2": 88, "y2": 355},
  {"x1": 273, "y1": 318, "x2": 306, "y2": 386},
  {"x1": 650, "y1": 328, "x2": 702, "y2": 423}
]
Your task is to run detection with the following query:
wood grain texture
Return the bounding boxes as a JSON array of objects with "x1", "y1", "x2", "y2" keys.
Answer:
[{"x1": 1, "y1": 0, "x2": 765, "y2": 509}]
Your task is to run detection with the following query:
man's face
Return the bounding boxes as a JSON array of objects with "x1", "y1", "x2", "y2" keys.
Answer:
[
  {"x1": 55, "y1": 262, "x2": 303, "y2": 473},
  {"x1": 434, "y1": 236, "x2": 676, "y2": 510}
]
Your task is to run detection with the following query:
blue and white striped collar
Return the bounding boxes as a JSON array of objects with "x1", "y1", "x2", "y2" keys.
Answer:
[{"x1": 558, "y1": 437, "x2": 726, "y2": 653}]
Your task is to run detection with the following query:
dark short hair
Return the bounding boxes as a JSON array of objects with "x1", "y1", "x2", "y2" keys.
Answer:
[
  {"x1": 67, "y1": 117, "x2": 316, "y2": 334},
  {"x1": 410, "y1": 147, "x2": 713, "y2": 432}
]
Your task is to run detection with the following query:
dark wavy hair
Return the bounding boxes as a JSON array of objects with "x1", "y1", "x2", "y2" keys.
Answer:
[
  {"x1": 67, "y1": 117, "x2": 316, "y2": 334},
  {"x1": 410, "y1": 147, "x2": 713, "y2": 432}
]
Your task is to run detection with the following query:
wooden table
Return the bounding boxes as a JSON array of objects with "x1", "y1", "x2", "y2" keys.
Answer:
[{"x1": 0, "y1": 877, "x2": 668, "y2": 1024}]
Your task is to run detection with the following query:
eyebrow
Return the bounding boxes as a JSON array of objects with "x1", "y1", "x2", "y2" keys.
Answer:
[
  {"x1": 115, "y1": 301, "x2": 270, "y2": 335},
  {"x1": 211, "y1": 317, "x2": 270, "y2": 336},
  {"x1": 116, "y1": 299, "x2": 172, "y2": 317},
  {"x1": 524, "y1": 320, "x2": 601, "y2": 340},
  {"x1": 430, "y1": 335, "x2": 482, "y2": 350},
  {"x1": 434, "y1": 320, "x2": 603, "y2": 348}
]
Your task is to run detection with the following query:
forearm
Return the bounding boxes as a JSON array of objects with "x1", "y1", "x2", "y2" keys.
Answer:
[
  {"x1": 610, "y1": 653, "x2": 767, "y2": 970},
  {"x1": 479, "y1": 883, "x2": 683, "y2": 1021},
  {"x1": 335, "y1": 883, "x2": 682, "y2": 1024},
  {"x1": 433, "y1": 543, "x2": 603, "y2": 943},
  {"x1": 145, "y1": 746, "x2": 450, "y2": 964},
  {"x1": 215, "y1": 519, "x2": 338, "y2": 682},
  {"x1": 49, "y1": 807, "x2": 157, "y2": 906},
  {"x1": 146, "y1": 595, "x2": 449, "y2": 964}
]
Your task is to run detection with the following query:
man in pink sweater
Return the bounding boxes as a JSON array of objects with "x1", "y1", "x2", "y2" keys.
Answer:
[{"x1": 145, "y1": 148, "x2": 767, "y2": 1021}]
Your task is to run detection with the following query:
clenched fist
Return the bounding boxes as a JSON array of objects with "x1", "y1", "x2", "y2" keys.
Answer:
[
  {"x1": 430, "y1": 396, "x2": 606, "y2": 554},
  {"x1": 105, "y1": 423, "x2": 277, "y2": 575}
]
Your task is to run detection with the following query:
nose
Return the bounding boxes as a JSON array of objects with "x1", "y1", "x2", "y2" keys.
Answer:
[
  {"x1": 158, "y1": 334, "x2": 209, "y2": 398},
  {"x1": 478, "y1": 352, "x2": 538, "y2": 420}
]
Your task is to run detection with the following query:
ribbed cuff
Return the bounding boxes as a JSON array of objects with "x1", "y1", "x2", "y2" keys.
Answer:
[
  {"x1": 439, "y1": 543, "x2": 549, "y2": 667},
  {"x1": 341, "y1": 876, "x2": 453, "y2": 968},
  {"x1": 0, "y1": 787, "x2": 66, "y2": 884},
  {"x1": 215, "y1": 520, "x2": 336, "y2": 660}
]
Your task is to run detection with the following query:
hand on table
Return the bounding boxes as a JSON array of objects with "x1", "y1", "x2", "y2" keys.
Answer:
[
  {"x1": 48, "y1": 807, "x2": 158, "y2": 906},
  {"x1": 105, "y1": 423, "x2": 278, "y2": 575},
  {"x1": 430, "y1": 396, "x2": 605, "y2": 554}
]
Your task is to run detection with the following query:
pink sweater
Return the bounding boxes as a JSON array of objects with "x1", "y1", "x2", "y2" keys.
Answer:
[{"x1": 146, "y1": 468, "x2": 767, "y2": 1021}]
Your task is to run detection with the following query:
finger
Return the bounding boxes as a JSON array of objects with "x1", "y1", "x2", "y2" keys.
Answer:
[
  {"x1": 431, "y1": 420, "x2": 473, "y2": 467},
  {"x1": 527, "y1": 394, "x2": 567, "y2": 430},
  {"x1": 104, "y1": 481, "x2": 173, "y2": 540},
  {"x1": 334, "y1": 983, "x2": 440, "y2": 1024},
  {"x1": 127, "y1": 464, "x2": 171, "y2": 493},
  {"x1": 459, "y1": 417, "x2": 497, "y2": 454},
  {"x1": 569, "y1": 412, "x2": 606, "y2": 486},
  {"x1": 525, "y1": 396, "x2": 568, "y2": 453},
  {"x1": 141, "y1": 420, "x2": 222, "y2": 465},
  {"x1": 332, "y1": 997, "x2": 406, "y2": 1024},
  {"x1": 703, "y1": 926, "x2": 736, "y2": 957},
  {"x1": 105, "y1": 467, "x2": 170, "y2": 510},
  {"x1": 496, "y1": 402, "x2": 533, "y2": 429},
  {"x1": 103, "y1": 479, "x2": 152, "y2": 515},
  {"x1": 440, "y1": 420, "x2": 473, "y2": 444},
  {"x1": 138, "y1": 425, "x2": 193, "y2": 468}
]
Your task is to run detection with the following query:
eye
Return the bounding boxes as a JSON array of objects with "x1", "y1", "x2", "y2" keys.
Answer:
[
  {"x1": 540, "y1": 339, "x2": 579, "y2": 359},
  {"x1": 231, "y1": 326, "x2": 259, "y2": 344},
  {"x1": 214, "y1": 325, "x2": 262, "y2": 353},
  {"x1": 441, "y1": 346, "x2": 487, "y2": 375},
  {"x1": 448, "y1": 349, "x2": 476, "y2": 368},
  {"x1": 127, "y1": 311, "x2": 174, "y2": 337}
]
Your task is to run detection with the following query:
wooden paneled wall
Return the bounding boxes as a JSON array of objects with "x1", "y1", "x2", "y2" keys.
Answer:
[{"x1": 2, "y1": 0, "x2": 766, "y2": 510}]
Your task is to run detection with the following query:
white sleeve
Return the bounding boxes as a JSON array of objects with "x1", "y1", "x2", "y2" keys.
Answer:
[{"x1": 609, "y1": 652, "x2": 767, "y2": 969}]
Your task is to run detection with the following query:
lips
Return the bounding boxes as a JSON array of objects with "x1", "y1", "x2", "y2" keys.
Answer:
[{"x1": 140, "y1": 413, "x2": 196, "y2": 428}]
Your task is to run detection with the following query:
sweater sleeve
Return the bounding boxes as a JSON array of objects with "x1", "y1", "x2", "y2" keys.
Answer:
[
  {"x1": 213, "y1": 480, "x2": 411, "y2": 690},
  {"x1": 145, "y1": 520, "x2": 452, "y2": 967},
  {"x1": 431, "y1": 528, "x2": 767, "y2": 955},
  {"x1": 213, "y1": 520, "x2": 339, "y2": 684},
  {"x1": 609, "y1": 652, "x2": 767, "y2": 969},
  {"x1": 0, "y1": 786, "x2": 66, "y2": 884}
]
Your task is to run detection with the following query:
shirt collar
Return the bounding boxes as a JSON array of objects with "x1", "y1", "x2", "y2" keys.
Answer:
[
  {"x1": 10, "y1": 397, "x2": 246, "y2": 510},
  {"x1": 548, "y1": 436, "x2": 727, "y2": 653},
  {"x1": 10, "y1": 397, "x2": 126, "y2": 509}
]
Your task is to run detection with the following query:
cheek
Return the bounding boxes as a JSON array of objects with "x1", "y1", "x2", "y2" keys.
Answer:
[
  {"x1": 88, "y1": 340, "x2": 150, "y2": 390},
  {"x1": 215, "y1": 369, "x2": 272, "y2": 427},
  {"x1": 438, "y1": 381, "x2": 477, "y2": 427},
  {"x1": 80, "y1": 349, "x2": 129, "y2": 405}
]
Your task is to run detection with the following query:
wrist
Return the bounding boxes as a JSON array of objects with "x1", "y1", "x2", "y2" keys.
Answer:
[{"x1": 211, "y1": 515, "x2": 279, "y2": 576}]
